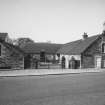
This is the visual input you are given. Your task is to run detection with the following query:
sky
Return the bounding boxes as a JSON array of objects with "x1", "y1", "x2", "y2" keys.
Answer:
[{"x1": 0, "y1": 0, "x2": 105, "y2": 43}]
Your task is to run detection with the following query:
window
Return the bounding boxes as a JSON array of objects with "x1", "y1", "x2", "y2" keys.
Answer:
[
  {"x1": 95, "y1": 56, "x2": 101, "y2": 68},
  {"x1": 103, "y1": 60, "x2": 105, "y2": 68},
  {"x1": 102, "y1": 43, "x2": 105, "y2": 53},
  {"x1": 40, "y1": 51, "x2": 45, "y2": 62},
  {"x1": 0, "y1": 44, "x2": 1, "y2": 56}
]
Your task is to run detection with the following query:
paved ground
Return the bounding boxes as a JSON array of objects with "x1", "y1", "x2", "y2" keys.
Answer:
[
  {"x1": 0, "y1": 68, "x2": 103, "y2": 76},
  {"x1": 0, "y1": 71, "x2": 105, "y2": 105}
]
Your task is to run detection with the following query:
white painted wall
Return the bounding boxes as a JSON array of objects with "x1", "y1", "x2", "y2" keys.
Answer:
[{"x1": 60, "y1": 54, "x2": 81, "y2": 69}]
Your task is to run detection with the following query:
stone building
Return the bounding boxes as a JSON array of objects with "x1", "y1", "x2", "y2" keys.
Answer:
[
  {"x1": 21, "y1": 43, "x2": 62, "y2": 69},
  {"x1": 1, "y1": 27, "x2": 105, "y2": 70},
  {"x1": 57, "y1": 31, "x2": 105, "y2": 69}
]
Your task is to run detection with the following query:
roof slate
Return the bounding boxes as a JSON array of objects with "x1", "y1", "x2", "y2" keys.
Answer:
[
  {"x1": 21, "y1": 43, "x2": 62, "y2": 54},
  {"x1": 57, "y1": 35, "x2": 100, "y2": 55}
]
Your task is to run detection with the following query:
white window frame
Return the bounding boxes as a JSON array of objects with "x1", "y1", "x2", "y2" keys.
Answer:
[
  {"x1": 103, "y1": 60, "x2": 105, "y2": 68},
  {"x1": 95, "y1": 56, "x2": 102, "y2": 68}
]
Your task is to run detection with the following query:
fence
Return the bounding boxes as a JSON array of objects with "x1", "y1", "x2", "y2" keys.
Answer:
[{"x1": 38, "y1": 62, "x2": 61, "y2": 69}]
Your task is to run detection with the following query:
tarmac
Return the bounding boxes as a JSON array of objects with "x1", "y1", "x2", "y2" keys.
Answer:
[{"x1": 0, "y1": 68, "x2": 104, "y2": 77}]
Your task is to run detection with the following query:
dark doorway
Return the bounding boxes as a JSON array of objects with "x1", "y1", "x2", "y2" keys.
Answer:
[
  {"x1": 69, "y1": 57, "x2": 76, "y2": 69},
  {"x1": 61, "y1": 56, "x2": 65, "y2": 69},
  {"x1": 75, "y1": 60, "x2": 80, "y2": 69},
  {"x1": 24, "y1": 55, "x2": 31, "y2": 69}
]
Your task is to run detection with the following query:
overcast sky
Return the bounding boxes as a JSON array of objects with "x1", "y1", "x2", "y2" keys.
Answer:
[{"x1": 0, "y1": 0, "x2": 105, "y2": 43}]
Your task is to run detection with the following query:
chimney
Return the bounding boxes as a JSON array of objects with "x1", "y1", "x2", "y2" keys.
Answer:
[
  {"x1": 102, "y1": 22, "x2": 105, "y2": 35},
  {"x1": 0, "y1": 33, "x2": 8, "y2": 41},
  {"x1": 83, "y1": 32, "x2": 88, "y2": 40}
]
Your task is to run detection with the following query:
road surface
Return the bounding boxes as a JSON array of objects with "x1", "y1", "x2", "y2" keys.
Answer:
[{"x1": 0, "y1": 72, "x2": 105, "y2": 105}]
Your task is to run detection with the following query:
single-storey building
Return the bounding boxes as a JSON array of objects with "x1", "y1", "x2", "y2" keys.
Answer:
[
  {"x1": 57, "y1": 31, "x2": 105, "y2": 69},
  {"x1": 21, "y1": 43, "x2": 62, "y2": 69}
]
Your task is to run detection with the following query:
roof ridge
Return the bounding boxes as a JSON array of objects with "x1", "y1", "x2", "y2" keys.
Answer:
[
  {"x1": 57, "y1": 34, "x2": 100, "y2": 55},
  {"x1": 65, "y1": 34, "x2": 100, "y2": 45},
  {"x1": 82, "y1": 34, "x2": 100, "y2": 53},
  {"x1": 23, "y1": 42, "x2": 62, "y2": 45}
]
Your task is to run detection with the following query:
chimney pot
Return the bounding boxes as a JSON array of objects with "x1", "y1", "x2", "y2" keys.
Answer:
[
  {"x1": 83, "y1": 32, "x2": 88, "y2": 40},
  {"x1": 102, "y1": 22, "x2": 105, "y2": 35}
]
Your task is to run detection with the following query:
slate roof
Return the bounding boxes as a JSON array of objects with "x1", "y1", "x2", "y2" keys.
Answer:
[
  {"x1": 57, "y1": 35, "x2": 100, "y2": 55},
  {"x1": 21, "y1": 43, "x2": 62, "y2": 54}
]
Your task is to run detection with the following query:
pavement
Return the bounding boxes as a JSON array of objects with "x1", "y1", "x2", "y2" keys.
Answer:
[{"x1": 0, "y1": 68, "x2": 104, "y2": 77}]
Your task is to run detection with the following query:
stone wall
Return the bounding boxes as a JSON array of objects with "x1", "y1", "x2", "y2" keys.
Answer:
[
  {"x1": 81, "y1": 55, "x2": 94, "y2": 68},
  {"x1": 82, "y1": 36, "x2": 102, "y2": 68},
  {"x1": 0, "y1": 43, "x2": 24, "y2": 69}
]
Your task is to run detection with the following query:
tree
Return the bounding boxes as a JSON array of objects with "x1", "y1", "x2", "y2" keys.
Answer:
[{"x1": 13, "y1": 38, "x2": 35, "y2": 48}]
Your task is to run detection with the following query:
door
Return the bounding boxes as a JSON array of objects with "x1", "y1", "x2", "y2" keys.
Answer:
[
  {"x1": 24, "y1": 55, "x2": 31, "y2": 69},
  {"x1": 95, "y1": 56, "x2": 101, "y2": 68}
]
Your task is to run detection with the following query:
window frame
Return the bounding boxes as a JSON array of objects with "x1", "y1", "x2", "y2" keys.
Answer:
[
  {"x1": 0, "y1": 44, "x2": 2, "y2": 57},
  {"x1": 40, "y1": 51, "x2": 46, "y2": 62},
  {"x1": 95, "y1": 56, "x2": 102, "y2": 68},
  {"x1": 103, "y1": 60, "x2": 105, "y2": 68},
  {"x1": 102, "y1": 43, "x2": 105, "y2": 53}
]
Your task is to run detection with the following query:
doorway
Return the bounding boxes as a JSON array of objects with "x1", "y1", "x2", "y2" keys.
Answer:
[
  {"x1": 95, "y1": 56, "x2": 101, "y2": 68},
  {"x1": 24, "y1": 55, "x2": 31, "y2": 69}
]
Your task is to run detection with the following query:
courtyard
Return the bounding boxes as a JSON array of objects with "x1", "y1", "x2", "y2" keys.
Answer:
[{"x1": 0, "y1": 71, "x2": 105, "y2": 105}]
